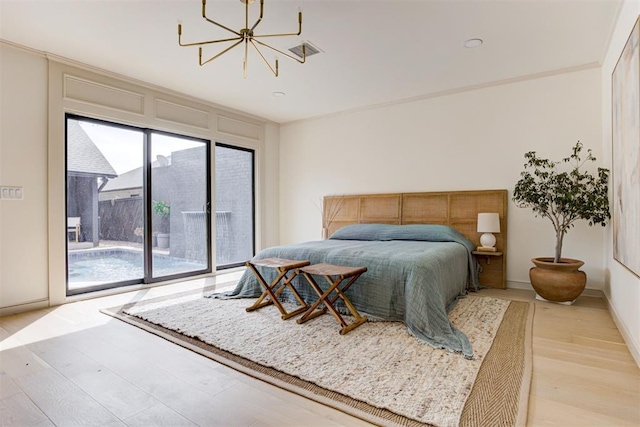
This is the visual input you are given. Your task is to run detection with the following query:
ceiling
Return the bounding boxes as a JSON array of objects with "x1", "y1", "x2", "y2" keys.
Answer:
[{"x1": 0, "y1": 0, "x2": 621, "y2": 124}]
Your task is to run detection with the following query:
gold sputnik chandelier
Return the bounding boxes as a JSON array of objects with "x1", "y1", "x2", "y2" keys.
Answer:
[{"x1": 178, "y1": 0, "x2": 306, "y2": 78}]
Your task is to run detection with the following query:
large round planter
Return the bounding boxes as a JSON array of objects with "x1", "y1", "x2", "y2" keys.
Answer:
[{"x1": 529, "y1": 257, "x2": 586, "y2": 302}]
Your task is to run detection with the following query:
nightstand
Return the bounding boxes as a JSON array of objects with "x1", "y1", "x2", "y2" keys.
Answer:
[{"x1": 472, "y1": 251, "x2": 505, "y2": 289}]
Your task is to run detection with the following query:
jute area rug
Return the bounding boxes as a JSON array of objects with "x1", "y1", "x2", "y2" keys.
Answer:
[{"x1": 101, "y1": 289, "x2": 533, "y2": 427}]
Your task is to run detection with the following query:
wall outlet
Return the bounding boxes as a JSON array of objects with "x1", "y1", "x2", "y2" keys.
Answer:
[{"x1": 0, "y1": 186, "x2": 24, "y2": 200}]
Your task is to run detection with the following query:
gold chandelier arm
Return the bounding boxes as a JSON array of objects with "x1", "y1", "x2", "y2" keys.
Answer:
[
  {"x1": 253, "y1": 39, "x2": 306, "y2": 64},
  {"x1": 250, "y1": 40, "x2": 278, "y2": 77},
  {"x1": 252, "y1": 10, "x2": 302, "y2": 38},
  {"x1": 243, "y1": 39, "x2": 249, "y2": 79},
  {"x1": 202, "y1": 0, "x2": 242, "y2": 37},
  {"x1": 199, "y1": 39, "x2": 245, "y2": 66},
  {"x1": 250, "y1": 0, "x2": 265, "y2": 33},
  {"x1": 178, "y1": 25, "x2": 242, "y2": 47}
]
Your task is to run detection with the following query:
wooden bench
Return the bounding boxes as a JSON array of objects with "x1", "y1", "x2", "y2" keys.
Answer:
[
  {"x1": 245, "y1": 258, "x2": 311, "y2": 320},
  {"x1": 296, "y1": 263, "x2": 368, "y2": 335}
]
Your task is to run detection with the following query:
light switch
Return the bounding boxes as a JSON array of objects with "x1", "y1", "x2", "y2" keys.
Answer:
[{"x1": 0, "y1": 186, "x2": 23, "y2": 200}]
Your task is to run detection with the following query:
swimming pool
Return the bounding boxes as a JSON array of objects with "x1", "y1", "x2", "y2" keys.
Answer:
[{"x1": 68, "y1": 248, "x2": 207, "y2": 288}]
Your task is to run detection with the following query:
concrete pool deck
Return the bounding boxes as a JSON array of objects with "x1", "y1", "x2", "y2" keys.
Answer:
[{"x1": 68, "y1": 240, "x2": 169, "y2": 256}]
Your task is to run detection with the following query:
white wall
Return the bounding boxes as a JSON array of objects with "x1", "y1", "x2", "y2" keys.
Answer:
[
  {"x1": 263, "y1": 122, "x2": 280, "y2": 249},
  {"x1": 279, "y1": 67, "x2": 605, "y2": 290},
  {"x1": 601, "y1": 0, "x2": 640, "y2": 364},
  {"x1": 0, "y1": 44, "x2": 49, "y2": 310}
]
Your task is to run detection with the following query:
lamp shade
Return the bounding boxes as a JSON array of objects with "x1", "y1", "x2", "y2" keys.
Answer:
[{"x1": 477, "y1": 213, "x2": 500, "y2": 233}]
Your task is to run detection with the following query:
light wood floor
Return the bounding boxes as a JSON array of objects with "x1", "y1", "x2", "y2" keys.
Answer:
[{"x1": 1, "y1": 275, "x2": 639, "y2": 426}]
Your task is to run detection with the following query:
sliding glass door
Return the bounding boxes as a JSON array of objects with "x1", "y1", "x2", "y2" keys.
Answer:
[
  {"x1": 149, "y1": 133, "x2": 210, "y2": 280},
  {"x1": 66, "y1": 115, "x2": 211, "y2": 295}
]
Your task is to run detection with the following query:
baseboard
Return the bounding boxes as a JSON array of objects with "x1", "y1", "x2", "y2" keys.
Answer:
[
  {"x1": 0, "y1": 299, "x2": 49, "y2": 317},
  {"x1": 506, "y1": 280, "x2": 532, "y2": 291},
  {"x1": 575, "y1": 288, "x2": 604, "y2": 298},
  {"x1": 506, "y1": 280, "x2": 604, "y2": 298},
  {"x1": 604, "y1": 294, "x2": 640, "y2": 368}
]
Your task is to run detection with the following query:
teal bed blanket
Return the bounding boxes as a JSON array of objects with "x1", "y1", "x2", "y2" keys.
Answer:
[{"x1": 214, "y1": 224, "x2": 480, "y2": 358}]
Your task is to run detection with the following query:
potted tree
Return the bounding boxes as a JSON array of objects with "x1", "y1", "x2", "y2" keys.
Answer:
[{"x1": 512, "y1": 142, "x2": 610, "y2": 302}]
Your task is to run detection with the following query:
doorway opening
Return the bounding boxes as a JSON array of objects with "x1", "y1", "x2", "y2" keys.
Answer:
[{"x1": 215, "y1": 143, "x2": 255, "y2": 269}]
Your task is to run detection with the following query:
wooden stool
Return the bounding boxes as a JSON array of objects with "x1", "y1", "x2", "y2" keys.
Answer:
[
  {"x1": 245, "y1": 258, "x2": 311, "y2": 320},
  {"x1": 297, "y1": 263, "x2": 368, "y2": 335}
]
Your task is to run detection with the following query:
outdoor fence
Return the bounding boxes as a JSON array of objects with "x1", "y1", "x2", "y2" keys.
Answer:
[
  {"x1": 98, "y1": 197, "x2": 143, "y2": 243},
  {"x1": 98, "y1": 198, "x2": 233, "y2": 265}
]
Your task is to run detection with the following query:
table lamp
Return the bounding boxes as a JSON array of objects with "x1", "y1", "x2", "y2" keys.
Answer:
[{"x1": 477, "y1": 213, "x2": 500, "y2": 249}]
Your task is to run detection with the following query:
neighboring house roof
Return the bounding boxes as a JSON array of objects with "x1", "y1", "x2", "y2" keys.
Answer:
[
  {"x1": 100, "y1": 167, "x2": 141, "y2": 192},
  {"x1": 67, "y1": 120, "x2": 118, "y2": 178},
  {"x1": 101, "y1": 156, "x2": 170, "y2": 192}
]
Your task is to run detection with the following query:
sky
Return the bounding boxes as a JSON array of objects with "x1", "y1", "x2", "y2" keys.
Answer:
[{"x1": 79, "y1": 121, "x2": 203, "y2": 175}]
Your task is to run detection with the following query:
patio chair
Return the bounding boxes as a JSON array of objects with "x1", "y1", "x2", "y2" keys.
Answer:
[{"x1": 68, "y1": 217, "x2": 81, "y2": 243}]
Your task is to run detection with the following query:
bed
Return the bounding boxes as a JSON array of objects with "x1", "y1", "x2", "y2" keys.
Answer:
[{"x1": 217, "y1": 190, "x2": 508, "y2": 358}]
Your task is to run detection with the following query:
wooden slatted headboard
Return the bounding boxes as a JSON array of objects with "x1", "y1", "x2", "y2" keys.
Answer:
[{"x1": 323, "y1": 189, "x2": 508, "y2": 288}]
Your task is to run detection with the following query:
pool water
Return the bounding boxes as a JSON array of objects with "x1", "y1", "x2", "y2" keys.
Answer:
[{"x1": 68, "y1": 249, "x2": 207, "y2": 285}]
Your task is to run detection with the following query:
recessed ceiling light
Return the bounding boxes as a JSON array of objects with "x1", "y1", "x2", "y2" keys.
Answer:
[
  {"x1": 272, "y1": 91, "x2": 286, "y2": 97},
  {"x1": 464, "y1": 38, "x2": 483, "y2": 49}
]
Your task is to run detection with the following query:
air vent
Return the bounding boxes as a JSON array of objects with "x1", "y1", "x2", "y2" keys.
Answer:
[{"x1": 288, "y1": 41, "x2": 322, "y2": 59}]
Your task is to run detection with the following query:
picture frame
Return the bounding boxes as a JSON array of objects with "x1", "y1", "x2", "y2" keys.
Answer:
[{"x1": 612, "y1": 16, "x2": 640, "y2": 278}]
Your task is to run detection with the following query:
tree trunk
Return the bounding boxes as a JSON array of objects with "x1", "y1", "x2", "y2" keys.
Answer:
[{"x1": 554, "y1": 232, "x2": 563, "y2": 263}]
